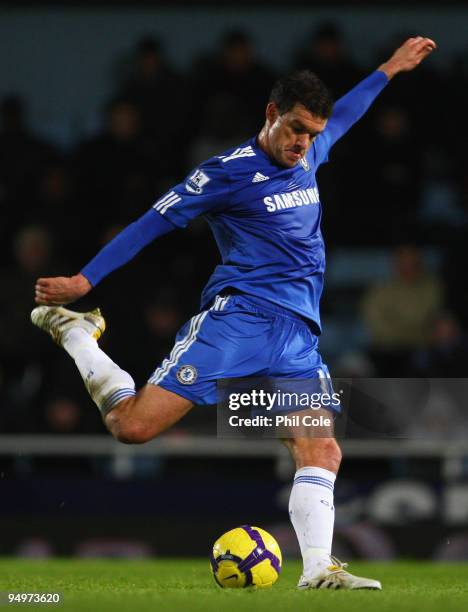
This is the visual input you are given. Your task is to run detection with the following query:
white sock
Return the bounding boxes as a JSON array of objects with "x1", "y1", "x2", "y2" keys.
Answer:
[
  {"x1": 62, "y1": 328, "x2": 136, "y2": 415},
  {"x1": 289, "y1": 466, "x2": 336, "y2": 577}
]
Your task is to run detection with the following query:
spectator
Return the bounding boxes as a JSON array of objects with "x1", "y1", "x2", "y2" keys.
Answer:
[
  {"x1": 443, "y1": 224, "x2": 468, "y2": 329},
  {"x1": 0, "y1": 226, "x2": 63, "y2": 431},
  {"x1": 293, "y1": 23, "x2": 363, "y2": 97},
  {"x1": 43, "y1": 397, "x2": 83, "y2": 434},
  {"x1": 187, "y1": 93, "x2": 251, "y2": 167},
  {"x1": 0, "y1": 225, "x2": 63, "y2": 366},
  {"x1": 0, "y1": 96, "x2": 58, "y2": 260},
  {"x1": 190, "y1": 30, "x2": 275, "y2": 137},
  {"x1": 130, "y1": 289, "x2": 185, "y2": 382},
  {"x1": 411, "y1": 312, "x2": 468, "y2": 377},
  {"x1": 115, "y1": 37, "x2": 185, "y2": 178},
  {"x1": 28, "y1": 163, "x2": 86, "y2": 266},
  {"x1": 357, "y1": 106, "x2": 421, "y2": 244},
  {"x1": 74, "y1": 99, "x2": 158, "y2": 241},
  {"x1": 361, "y1": 246, "x2": 443, "y2": 375}
]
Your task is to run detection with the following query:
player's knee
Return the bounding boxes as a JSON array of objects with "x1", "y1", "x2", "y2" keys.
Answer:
[
  {"x1": 104, "y1": 400, "x2": 153, "y2": 445},
  {"x1": 107, "y1": 416, "x2": 150, "y2": 445}
]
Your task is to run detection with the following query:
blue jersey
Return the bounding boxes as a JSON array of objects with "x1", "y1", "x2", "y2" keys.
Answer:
[
  {"x1": 153, "y1": 138, "x2": 327, "y2": 332},
  {"x1": 152, "y1": 70, "x2": 389, "y2": 333},
  {"x1": 81, "y1": 70, "x2": 389, "y2": 335}
]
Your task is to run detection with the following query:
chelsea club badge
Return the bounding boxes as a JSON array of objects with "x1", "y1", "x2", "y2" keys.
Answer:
[{"x1": 176, "y1": 365, "x2": 198, "y2": 385}]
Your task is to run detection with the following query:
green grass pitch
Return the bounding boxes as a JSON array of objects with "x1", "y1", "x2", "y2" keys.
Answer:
[{"x1": 0, "y1": 559, "x2": 467, "y2": 612}]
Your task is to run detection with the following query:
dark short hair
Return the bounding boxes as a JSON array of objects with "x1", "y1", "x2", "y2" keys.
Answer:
[{"x1": 269, "y1": 70, "x2": 334, "y2": 119}]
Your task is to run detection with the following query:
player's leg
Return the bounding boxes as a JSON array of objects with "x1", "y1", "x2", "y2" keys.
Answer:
[
  {"x1": 282, "y1": 411, "x2": 341, "y2": 580},
  {"x1": 31, "y1": 296, "x2": 271, "y2": 443},
  {"x1": 269, "y1": 316, "x2": 381, "y2": 589},
  {"x1": 283, "y1": 425, "x2": 381, "y2": 589},
  {"x1": 31, "y1": 305, "x2": 193, "y2": 442}
]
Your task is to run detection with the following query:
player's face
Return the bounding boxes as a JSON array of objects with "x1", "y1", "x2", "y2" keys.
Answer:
[{"x1": 264, "y1": 103, "x2": 328, "y2": 168}]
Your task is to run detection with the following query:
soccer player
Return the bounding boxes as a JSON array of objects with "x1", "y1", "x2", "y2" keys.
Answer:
[{"x1": 31, "y1": 36, "x2": 436, "y2": 589}]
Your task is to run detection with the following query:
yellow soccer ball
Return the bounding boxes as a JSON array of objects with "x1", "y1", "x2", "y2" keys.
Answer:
[{"x1": 210, "y1": 525, "x2": 282, "y2": 588}]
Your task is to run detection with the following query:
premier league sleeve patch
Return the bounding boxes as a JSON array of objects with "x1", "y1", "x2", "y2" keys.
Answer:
[
  {"x1": 185, "y1": 169, "x2": 211, "y2": 194},
  {"x1": 176, "y1": 365, "x2": 198, "y2": 385}
]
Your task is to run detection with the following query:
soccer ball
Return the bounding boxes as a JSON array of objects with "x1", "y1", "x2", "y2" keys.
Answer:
[{"x1": 210, "y1": 525, "x2": 282, "y2": 588}]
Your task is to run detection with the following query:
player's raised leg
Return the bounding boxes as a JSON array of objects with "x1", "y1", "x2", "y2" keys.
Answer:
[
  {"x1": 31, "y1": 305, "x2": 193, "y2": 443},
  {"x1": 283, "y1": 416, "x2": 382, "y2": 590}
]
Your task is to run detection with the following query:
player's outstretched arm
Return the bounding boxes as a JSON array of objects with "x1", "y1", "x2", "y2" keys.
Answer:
[
  {"x1": 35, "y1": 156, "x2": 231, "y2": 305},
  {"x1": 314, "y1": 36, "x2": 436, "y2": 162},
  {"x1": 34, "y1": 208, "x2": 176, "y2": 305}
]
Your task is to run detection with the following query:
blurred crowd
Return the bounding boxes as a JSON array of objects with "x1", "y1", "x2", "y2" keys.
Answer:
[{"x1": 1, "y1": 23, "x2": 468, "y2": 435}]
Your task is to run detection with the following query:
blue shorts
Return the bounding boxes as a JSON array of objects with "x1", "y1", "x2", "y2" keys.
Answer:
[{"x1": 148, "y1": 293, "x2": 332, "y2": 406}]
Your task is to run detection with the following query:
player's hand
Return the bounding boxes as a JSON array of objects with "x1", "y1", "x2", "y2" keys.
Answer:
[
  {"x1": 379, "y1": 37, "x2": 437, "y2": 79},
  {"x1": 34, "y1": 273, "x2": 92, "y2": 305}
]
